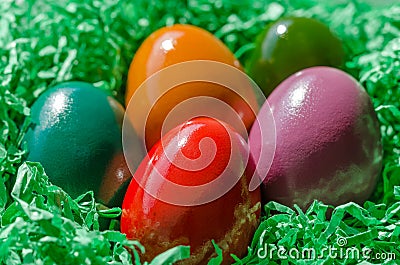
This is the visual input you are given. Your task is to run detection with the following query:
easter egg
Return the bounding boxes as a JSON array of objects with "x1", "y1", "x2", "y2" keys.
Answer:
[
  {"x1": 247, "y1": 17, "x2": 344, "y2": 96},
  {"x1": 125, "y1": 24, "x2": 257, "y2": 150},
  {"x1": 249, "y1": 67, "x2": 382, "y2": 209},
  {"x1": 121, "y1": 117, "x2": 261, "y2": 264},
  {"x1": 24, "y1": 82, "x2": 141, "y2": 207}
]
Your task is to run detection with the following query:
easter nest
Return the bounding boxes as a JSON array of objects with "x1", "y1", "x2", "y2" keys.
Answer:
[{"x1": 0, "y1": 0, "x2": 399, "y2": 264}]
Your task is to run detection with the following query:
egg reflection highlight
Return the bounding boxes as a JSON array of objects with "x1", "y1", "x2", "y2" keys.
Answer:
[
  {"x1": 276, "y1": 24, "x2": 287, "y2": 35},
  {"x1": 161, "y1": 39, "x2": 175, "y2": 52}
]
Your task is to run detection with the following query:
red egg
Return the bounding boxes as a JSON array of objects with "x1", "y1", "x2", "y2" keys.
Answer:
[{"x1": 121, "y1": 117, "x2": 260, "y2": 264}]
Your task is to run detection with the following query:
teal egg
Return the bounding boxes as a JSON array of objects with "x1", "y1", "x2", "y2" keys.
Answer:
[{"x1": 24, "y1": 81, "x2": 138, "y2": 206}]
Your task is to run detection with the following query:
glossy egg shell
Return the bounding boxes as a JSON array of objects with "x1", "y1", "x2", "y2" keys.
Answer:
[
  {"x1": 121, "y1": 117, "x2": 261, "y2": 264},
  {"x1": 249, "y1": 67, "x2": 382, "y2": 209},
  {"x1": 247, "y1": 17, "x2": 344, "y2": 96},
  {"x1": 125, "y1": 24, "x2": 257, "y2": 150},
  {"x1": 25, "y1": 82, "x2": 139, "y2": 206}
]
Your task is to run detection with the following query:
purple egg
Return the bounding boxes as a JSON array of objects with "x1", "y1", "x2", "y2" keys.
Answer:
[{"x1": 249, "y1": 66, "x2": 382, "y2": 209}]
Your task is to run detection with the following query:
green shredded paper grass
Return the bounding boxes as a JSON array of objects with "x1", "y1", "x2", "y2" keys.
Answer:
[{"x1": 0, "y1": 0, "x2": 399, "y2": 264}]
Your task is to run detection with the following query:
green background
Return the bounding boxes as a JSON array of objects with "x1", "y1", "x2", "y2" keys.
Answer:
[{"x1": 0, "y1": 0, "x2": 399, "y2": 264}]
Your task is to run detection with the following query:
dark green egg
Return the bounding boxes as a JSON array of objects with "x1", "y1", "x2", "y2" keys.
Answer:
[
  {"x1": 24, "y1": 81, "x2": 140, "y2": 207},
  {"x1": 247, "y1": 17, "x2": 345, "y2": 96}
]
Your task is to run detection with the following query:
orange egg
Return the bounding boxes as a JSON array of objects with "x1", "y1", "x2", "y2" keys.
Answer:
[{"x1": 125, "y1": 24, "x2": 257, "y2": 150}]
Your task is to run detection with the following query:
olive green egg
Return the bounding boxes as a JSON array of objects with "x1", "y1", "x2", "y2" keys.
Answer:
[{"x1": 247, "y1": 17, "x2": 345, "y2": 96}]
